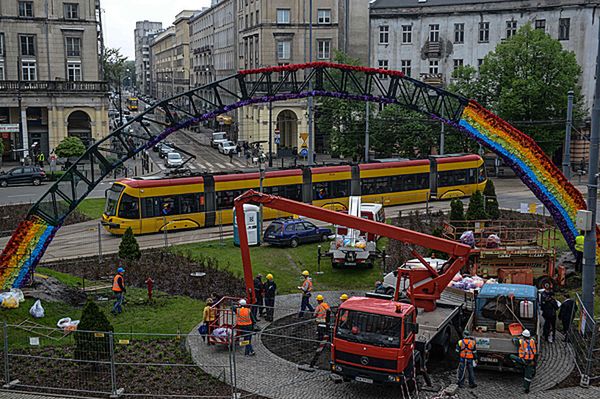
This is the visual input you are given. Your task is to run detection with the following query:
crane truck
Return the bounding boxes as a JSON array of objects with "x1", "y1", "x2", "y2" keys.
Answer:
[{"x1": 234, "y1": 190, "x2": 472, "y2": 386}]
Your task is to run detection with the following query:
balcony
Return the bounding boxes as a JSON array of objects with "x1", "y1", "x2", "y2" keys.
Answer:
[
  {"x1": 424, "y1": 40, "x2": 442, "y2": 58},
  {"x1": 0, "y1": 81, "x2": 109, "y2": 94}
]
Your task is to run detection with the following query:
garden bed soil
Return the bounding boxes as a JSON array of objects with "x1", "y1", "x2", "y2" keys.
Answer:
[
  {"x1": 0, "y1": 203, "x2": 91, "y2": 237},
  {"x1": 43, "y1": 249, "x2": 245, "y2": 301}
]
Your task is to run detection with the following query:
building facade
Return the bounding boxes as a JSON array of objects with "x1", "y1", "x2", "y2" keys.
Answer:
[
  {"x1": 0, "y1": 0, "x2": 109, "y2": 161},
  {"x1": 134, "y1": 20, "x2": 162, "y2": 96},
  {"x1": 370, "y1": 0, "x2": 599, "y2": 112}
]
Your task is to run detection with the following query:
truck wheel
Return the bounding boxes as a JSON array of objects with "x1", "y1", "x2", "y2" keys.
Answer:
[
  {"x1": 403, "y1": 360, "x2": 416, "y2": 392},
  {"x1": 290, "y1": 238, "x2": 299, "y2": 248},
  {"x1": 320, "y1": 233, "x2": 328, "y2": 242},
  {"x1": 536, "y1": 276, "x2": 554, "y2": 290}
]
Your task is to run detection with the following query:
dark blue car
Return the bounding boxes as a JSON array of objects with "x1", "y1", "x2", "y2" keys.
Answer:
[{"x1": 264, "y1": 218, "x2": 332, "y2": 248}]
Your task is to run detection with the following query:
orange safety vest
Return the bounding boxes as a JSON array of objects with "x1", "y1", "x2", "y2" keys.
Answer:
[
  {"x1": 458, "y1": 338, "x2": 476, "y2": 359},
  {"x1": 112, "y1": 274, "x2": 124, "y2": 292},
  {"x1": 519, "y1": 338, "x2": 537, "y2": 360},
  {"x1": 315, "y1": 302, "x2": 330, "y2": 322},
  {"x1": 302, "y1": 278, "x2": 313, "y2": 293},
  {"x1": 236, "y1": 307, "x2": 252, "y2": 326}
]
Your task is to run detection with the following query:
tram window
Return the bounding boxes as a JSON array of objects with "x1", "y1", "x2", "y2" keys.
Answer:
[
  {"x1": 161, "y1": 197, "x2": 178, "y2": 215},
  {"x1": 179, "y1": 194, "x2": 200, "y2": 214},
  {"x1": 313, "y1": 180, "x2": 350, "y2": 200},
  {"x1": 141, "y1": 197, "x2": 159, "y2": 218},
  {"x1": 313, "y1": 182, "x2": 329, "y2": 200},
  {"x1": 266, "y1": 184, "x2": 302, "y2": 201},
  {"x1": 118, "y1": 194, "x2": 140, "y2": 219},
  {"x1": 438, "y1": 169, "x2": 472, "y2": 187},
  {"x1": 216, "y1": 189, "x2": 249, "y2": 210}
]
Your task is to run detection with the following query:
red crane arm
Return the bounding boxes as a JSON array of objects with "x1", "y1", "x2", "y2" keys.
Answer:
[{"x1": 234, "y1": 190, "x2": 470, "y2": 309}]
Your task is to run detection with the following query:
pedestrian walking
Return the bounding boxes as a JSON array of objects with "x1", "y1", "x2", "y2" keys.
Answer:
[
  {"x1": 298, "y1": 270, "x2": 314, "y2": 317},
  {"x1": 111, "y1": 267, "x2": 126, "y2": 315},
  {"x1": 236, "y1": 299, "x2": 256, "y2": 356},
  {"x1": 201, "y1": 298, "x2": 217, "y2": 343},
  {"x1": 229, "y1": 150, "x2": 234, "y2": 164},
  {"x1": 252, "y1": 274, "x2": 265, "y2": 319},
  {"x1": 575, "y1": 231, "x2": 584, "y2": 272},
  {"x1": 236, "y1": 143, "x2": 242, "y2": 158},
  {"x1": 314, "y1": 295, "x2": 330, "y2": 341},
  {"x1": 510, "y1": 330, "x2": 537, "y2": 393},
  {"x1": 558, "y1": 293, "x2": 577, "y2": 341},
  {"x1": 456, "y1": 330, "x2": 477, "y2": 389},
  {"x1": 264, "y1": 274, "x2": 277, "y2": 322},
  {"x1": 541, "y1": 290, "x2": 558, "y2": 343}
]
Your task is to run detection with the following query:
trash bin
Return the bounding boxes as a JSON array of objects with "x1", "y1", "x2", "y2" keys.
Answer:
[{"x1": 233, "y1": 204, "x2": 261, "y2": 246}]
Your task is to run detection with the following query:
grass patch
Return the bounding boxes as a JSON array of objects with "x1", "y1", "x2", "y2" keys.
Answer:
[
  {"x1": 173, "y1": 238, "x2": 384, "y2": 295},
  {"x1": 76, "y1": 198, "x2": 106, "y2": 220}
]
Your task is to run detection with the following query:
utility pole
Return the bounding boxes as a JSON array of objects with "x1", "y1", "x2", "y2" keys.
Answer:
[
  {"x1": 307, "y1": 0, "x2": 314, "y2": 166},
  {"x1": 17, "y1": 55, "x2": 28, "y2": 164},
  {"x1": 562, "y1": 90, "x2": 574, "y2": 179},
  {"x1": 268, "y1": 101, "x2": 273, "y2": 167},
  {"x1": 364, "y1": 2, "x2": 371, "y2": 163},
  {"x1": 582, "y1": 23, "x2": 600, "y2": 316},
  {"x1": 440, "y1": 122, "x2": 445, "y2": 155}
]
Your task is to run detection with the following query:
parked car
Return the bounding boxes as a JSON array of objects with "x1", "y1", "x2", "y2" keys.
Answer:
[
  {"x1": 165, "y1": 152, "x2": 184, "y2": 168},
  {"x1": 263, "y1": 218, "x2": 332, "y2": 248},
  {"x1": 159, "y1": 144, "x2": 175, "y2": 158},
  {"x1": 0, "y1": 166, "x2": 46, "y2": 187},
  {"x1": 211, "y1": 132, "x2": 228, "y2": 148},
  {"x1": 218, "y1": 141, "x2": 238, "y2": 155}
]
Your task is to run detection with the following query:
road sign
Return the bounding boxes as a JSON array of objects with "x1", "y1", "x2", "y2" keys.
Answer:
[{"x1": 300, "y1": 148, "x2": 308, "y2": 158}]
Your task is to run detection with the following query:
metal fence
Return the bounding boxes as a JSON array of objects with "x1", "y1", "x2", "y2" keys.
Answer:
[{"x1": 568, "y1": 294, "x2": 599, "y2": 387}]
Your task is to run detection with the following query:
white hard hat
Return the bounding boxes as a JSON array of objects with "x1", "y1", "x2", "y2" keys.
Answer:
[
  {"x1": 522, "y1": 329, "x2": 531, "y2": 338},
  {"x1": 239, "y1": 299, "x2": 247, "y2": 306}
]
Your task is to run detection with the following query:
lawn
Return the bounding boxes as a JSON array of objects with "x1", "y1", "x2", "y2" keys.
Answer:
[
  {"x1": 75, "y1": 197, "x2": 106, "y2": 220},
  {"x1": 173, "y1": 238, "x2": 384, "y2": 295}
]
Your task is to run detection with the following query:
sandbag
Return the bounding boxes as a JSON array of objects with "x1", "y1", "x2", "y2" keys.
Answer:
[
  {"x1": 1, "y1": 296, "x2": 19, "y2": 309},
  {"x1": 29, "y1": 299, "x2": 45, "y2": 318}
]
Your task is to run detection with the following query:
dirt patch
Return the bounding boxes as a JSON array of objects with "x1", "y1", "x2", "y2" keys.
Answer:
[
  {"x1": 42, "y1": 249, "x2": 245, "y2": 301},
  {"x1": 24, "y1": 276, "x2": 87, "y2": 306},
  {"x1": 0, "y1": 203, "x2": 91, "y2": 237}
]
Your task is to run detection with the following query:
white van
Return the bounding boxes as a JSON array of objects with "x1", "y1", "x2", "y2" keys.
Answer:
[{"x1": 211, "y1": 132, "x2": 228, "y2": 148}]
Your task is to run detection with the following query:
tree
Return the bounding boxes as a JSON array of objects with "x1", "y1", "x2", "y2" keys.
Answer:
[
  {"x1": 483, "y1": 180, "x2": 500, "y2": 219},
  {"x1": 451, "y1": 24, "x2": 583, "y2": 155},
  {"x1": 102, "y1": 48, "x2": 127, "y2": 86},
  {"x1": 450, "y1": 199, "x2": 465, "y2": 221},
  {"x1": 466, "y1": 191, "x2": 488, "y2": 220},
  {"x1": 55, "y1": 136, "x2": 86, "y2": 159},
  {"x1": 74, "y1": 300, "x2": 113, "y2": 363},
  {"x1": 119, "y1": 227, "x2": 141, "y2": 263}
]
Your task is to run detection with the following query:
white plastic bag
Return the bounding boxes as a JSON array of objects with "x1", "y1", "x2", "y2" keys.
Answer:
[
  {"x1": 29, "y1": 299, "x2": 45, "y2": 318},
  {"x1": 10, "y1": 288, "x2": 25, "y2": 303},
  {"x1": 57, "y1": 317, "x2": 80, "y2": 332}
]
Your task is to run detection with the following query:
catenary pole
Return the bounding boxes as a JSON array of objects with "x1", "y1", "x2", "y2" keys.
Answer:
[{"x1": 562, "y1": 90, "x2": 574, "y2": 179}]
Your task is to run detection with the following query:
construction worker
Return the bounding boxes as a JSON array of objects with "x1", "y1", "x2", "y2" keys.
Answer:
[
  {"x1": 298, "y1": 270, "x2": 314, "y2": 317},
  {"x1": 374, "y1": 281, "x2": 387, "y2": 294},
  {"x1": 252, "y1": 274, "x2": 265, "y2": 320},
  {"x1": 111, "y1": 267, "x2": 126, "y2": 315},
  {"x1": 315, "y1": 295, "x2": 330, "y2": 341},
  {"x1": 339, "y1": 294, "x2": 348, "y2": 303},
  {"x1": 541, "y1": 289, "x2": 558, "y2": 343},
  {"x1": 510, "y1": 330, "x2": 537, "y2": 393},
  {"x1": 36, "y1": 151, "x2": 45, "y2": 168},
  {"x1": 456, "y1": 330, "x2": 477, "y2": 388},
  {"x1": 575, "y1": 231, "x2": 584, "y2": 272},
  {"x1": 264, "y1": 274, "x2": 277, "y2": 322},
  {"x1": 558, "y1": 293, "x2": 577, "y2": 342},
  {"x1": 236, "y1": 299, "x2": 256, "y2": 356}
]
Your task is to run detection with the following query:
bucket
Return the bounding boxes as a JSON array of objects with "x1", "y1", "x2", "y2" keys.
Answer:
[{"x1": 509, "y1": 323, "x2": 523, "y2": 336}]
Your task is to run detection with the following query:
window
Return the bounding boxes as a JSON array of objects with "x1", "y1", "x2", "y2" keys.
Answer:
[
  {"x1": 263, "y1": 184, "x2": 302, "y2": 201},
  {"x1": 312, "y1": 180, "x2": 350, "y2": 200},
  {"x1": 453, "y1": 59, "x2": 464, "y2": 69},
  {"x1": 256, "y1": 10, "x2": 259, "y2": 25},
  {"x1": 506, "y1": 20, "x2": 517, "y2": 38},
  {"x1": 360, "y1": 174, "x2": 429, "y2": 195},
  {"x1": 401, "y1": 25, "x2": 412, "y2": 44},
  {"x1": 0, "y1": 33, "x2": 4, "y2": 56},
  {"x1": 437, "y1": 168, "x2": 480, "y2": 187},
  {"x1": 276, "y1": 41, "x2": 291, "y2": 60},
  {"x1": 403, "y1": 312, "x2": 415, "y2": 340},
  {"x1": 118, "y1": 194, "x2": 140, "y2": 219},
  {"x1": 276, "y1": 9, "x2": 290, "y2": 24},
  {"x1": 429, "y1": 24, "x2": 440, "y2": 42},
  {"x1": 379, "y1": 25, "x2": 389, "y2": 44},
  {"x1": 18, "y1": 1, "x2": 34, "y2": 17},
  {"x1": 401, "y1": 60, "x2": 411, "y2": 77},
  {"x1": 285, "y1": 224, "x2": 296, "y2": 232},
  {"x1": 217, "y1": 189, "x2": 251, "y2": 210},
  {"x1": 454, "y1": 23, "x2": 464, "y2": 44},
  {"x1": 20, "y1": 35, "x2": 36, "y2": 56},
  {"x1": 477, "y1": 59, "x2": 484, "y2": 69},
  {"x1": 479, "y1": 22, "x2": 490, "y2": 43},
  {"x1": 317, "y1": 39, "x2": 331, "y2": 60},
  {"x1": 65, "y1": 37, "x2": 81, "y2": 57},
  {"x1": 64, "y1": 3, "x2": 79, "y2": 19},
  {"x1": 377, "y1": 60, "x2": 389, "y2": 79},
  {"x1": 559, "y1": 18, "x2": 570, "y2": 40},
  {"x1": 535, "y1": 19, "x2": 546, "y2": 31},
  {"x1": 0, "y1": 64, "x2": 4, "y2": 81},
  {"x1": 429, "y1": 60, "x2": 439, "y2": 74},
  {"x1": 67, "y1": 62, "x2": 82, "y2": 81},
  {"x1": 317, "y1": 9, "x2": 331, "y2": 24}
]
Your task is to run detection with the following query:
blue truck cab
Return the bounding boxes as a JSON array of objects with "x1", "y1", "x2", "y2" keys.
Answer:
[{"x1": 466, "y1": 283, "x2": 541, "y2": 370}]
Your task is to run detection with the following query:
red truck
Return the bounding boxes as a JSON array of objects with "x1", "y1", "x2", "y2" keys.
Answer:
[{"x1": 234, "y1": 190, "x2": 472, "y2": 387}]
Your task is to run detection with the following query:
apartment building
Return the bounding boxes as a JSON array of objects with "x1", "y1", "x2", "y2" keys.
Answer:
[{"x1": 134, "y1": 20, "x2": 162, "y2": 96}]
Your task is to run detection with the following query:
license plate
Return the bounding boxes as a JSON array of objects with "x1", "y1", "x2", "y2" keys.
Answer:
[
  {"x1": 355, "y1": 376, "x2": 373, "y2": 384},
  {"x1": 268, "y1": 235, "x2": 275, "y2": 238},
  {"x1": 344, "y1": 262, "x2": 356, "y2": 266},
  {"x1": 480, "y1": 356, "x2": 498, "y2": 363}
]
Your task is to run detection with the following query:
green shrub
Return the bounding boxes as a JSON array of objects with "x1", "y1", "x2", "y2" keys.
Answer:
[
  {"x1": 74, "y1": 301, "x2": 114, "y2": 362},
  {"x1": 466, "y1": 190, "x2": 488, "y2": 220},
  {"x1": 450, "y1": 199, "x2": 465, "y2": 221},
  {"x1": 483, "y1": 180, "x2": 500, "y2": 219},
  {"x1": 119, "y1": 227, "x2": 141, "y2": 263},
  {"x1": 55, "y1": 136, "x2": 86, "y2": 159}
]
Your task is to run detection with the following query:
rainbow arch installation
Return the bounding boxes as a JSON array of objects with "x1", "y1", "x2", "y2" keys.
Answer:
[{"x1": 0, "y1": 62, "x2": 595, "y2": 289}]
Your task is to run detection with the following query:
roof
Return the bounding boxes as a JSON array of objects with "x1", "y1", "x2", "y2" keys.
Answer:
[
  {"x1": 478, "y1": 283, "x2": 537, "y2": 300},
  {"x1": 434, "y1": 154, "x2": 482, "y2": 164},
  {"x1": 371, "y1": 0, "x2": 509, "y2": 8},
  {"x1": 340, "y1": 297, "x2": 412, "y2": 317},
  {"x1": 117, "y1": 176, "x2": 203, "y2": 189}
]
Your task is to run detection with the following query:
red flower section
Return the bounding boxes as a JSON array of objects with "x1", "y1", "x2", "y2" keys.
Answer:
[{"x1": 238, "y1": 62, "x2": 405, "y2": 78}]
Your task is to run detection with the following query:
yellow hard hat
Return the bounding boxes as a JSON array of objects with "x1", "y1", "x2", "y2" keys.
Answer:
[
  {"x1": 340, "y1": 294, "x2": 348, "y2": 301},
  {"x1": 266, "y1": 273, "x2": 273, "y2": 280},
  {"x1": 302, "y1": 270, "x2": 310, "y2": 276},
  {"x1": 316, "y1": 294, "x2": 324, "y2": 301}
]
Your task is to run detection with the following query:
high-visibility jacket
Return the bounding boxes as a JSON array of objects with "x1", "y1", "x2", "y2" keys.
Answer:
[
  {"x1": 518, "y1": 338, "x2": 537, "y2": 360},
  {"x1": 37, "y1": 153, "x2": 45, "y2": 162},
  {"x1": 112, "y1": 274, "x2": 124, "y2": 292},
  {"x1": 302, "y1": 278, "x2": 313, "y2": 294},
  {"x1": 457, "y1": 338, "x2": 476, "y2": 359},
  {"x1": 315, "y1": 302, "x2": 330, "y2": 323},
  {"x1": 575, "y1": 235, "x2": 584, "y2": 253},
  {"x1": 236, "y1": 307, "x2": 252, "y2": 326}
]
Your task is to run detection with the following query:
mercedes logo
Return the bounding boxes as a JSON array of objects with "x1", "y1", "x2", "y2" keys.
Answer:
[{"x1": 360, "y1": 356, "x2": 369, "y2": 366}]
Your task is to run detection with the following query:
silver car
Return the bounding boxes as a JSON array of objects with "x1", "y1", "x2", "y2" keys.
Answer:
[{"x1": 165, "y1": 152, "x2": 184, "y2": 168}]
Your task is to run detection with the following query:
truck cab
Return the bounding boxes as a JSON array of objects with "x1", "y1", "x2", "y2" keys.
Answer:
[
  {"x1": 331, "y1": 297, "x2": 419, "y2": 384},
  {"x1": 466, "y1": 283, "x2": 540, "y2": 369}
]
